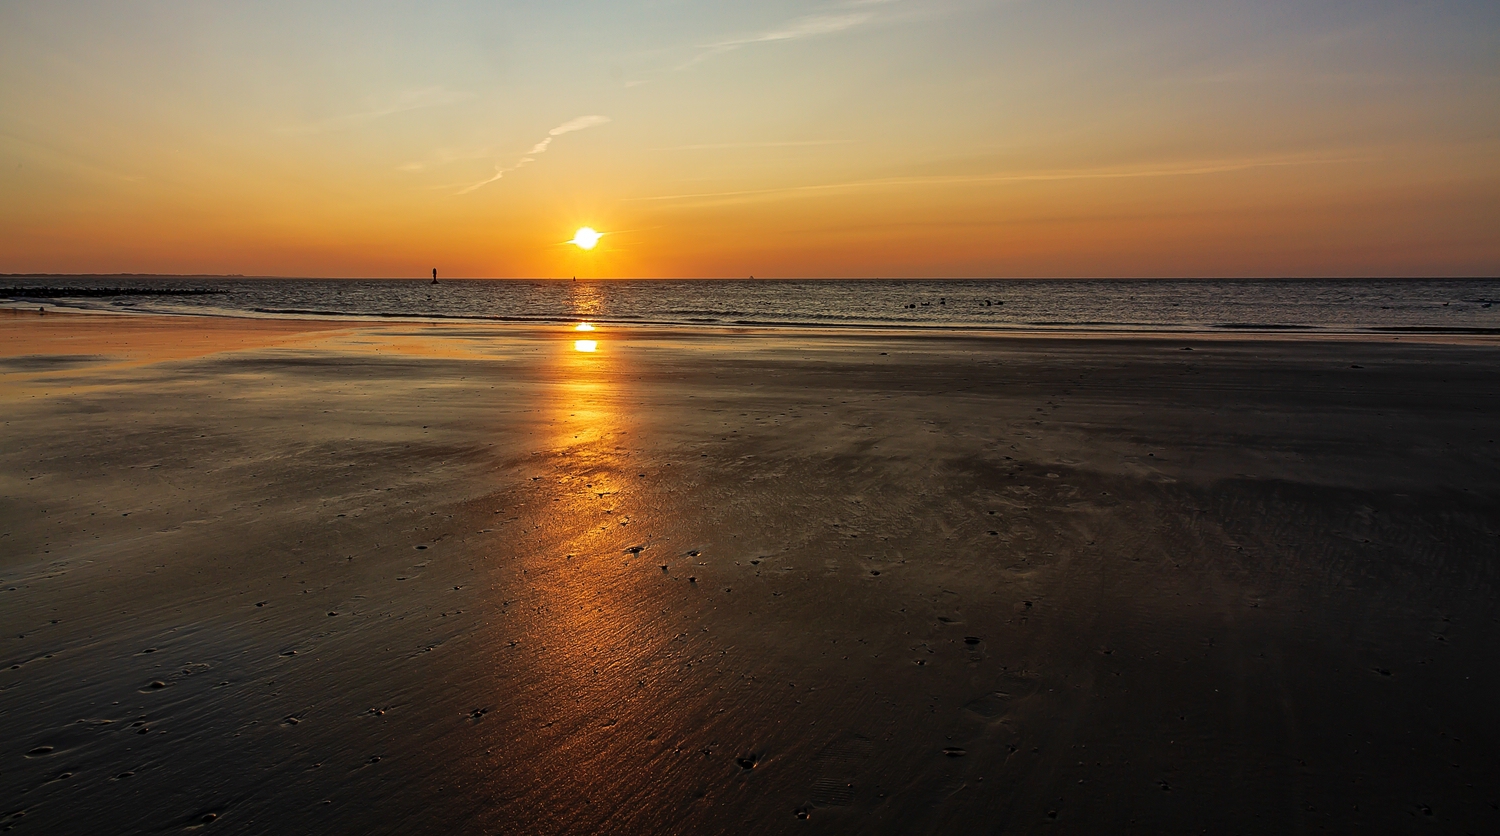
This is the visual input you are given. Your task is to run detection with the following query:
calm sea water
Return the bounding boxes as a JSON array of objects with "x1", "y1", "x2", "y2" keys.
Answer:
[{"x1": 6, "y1": 278, "x2": 1500, "y2": 333}]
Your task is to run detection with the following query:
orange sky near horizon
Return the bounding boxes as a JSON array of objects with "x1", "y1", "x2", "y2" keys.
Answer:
[{"x1": 2, "y1": 1, "x2": 1497, "y2": 278}]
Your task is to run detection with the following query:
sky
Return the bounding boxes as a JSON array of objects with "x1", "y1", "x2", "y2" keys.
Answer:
[{"x1": 1, "y1": 0, "x2": 1497, "y2": 278}]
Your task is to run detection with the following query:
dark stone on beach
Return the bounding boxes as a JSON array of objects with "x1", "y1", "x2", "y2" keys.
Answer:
[
  {"x1": 736, "y1": 755, "x2": 758, "y2": 769},
  {"x1": 795, "y1": 807, "x2": 812, "y2": 820},
  {"x1": 943, "y1": 747, "x2": 966, "y2": 757},
  {"x1": 147, "y1": 680, "x2": 167, "y2": 689},
  {"x1": 964, "y1": 636, "x2": 981, "y2": 645},
  {"x1": 26, "y1": 746, "x2": 54, "y2": 756}
]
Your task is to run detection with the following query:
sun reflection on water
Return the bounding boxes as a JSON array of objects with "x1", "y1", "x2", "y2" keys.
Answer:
[{"x1": 573, "y1": 339, "x2": 598, "y2": 352}]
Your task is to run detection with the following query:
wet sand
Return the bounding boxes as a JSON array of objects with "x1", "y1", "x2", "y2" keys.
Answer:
[{"x1": 2, "y1": 311, "x2": 1499, "y2": 834}]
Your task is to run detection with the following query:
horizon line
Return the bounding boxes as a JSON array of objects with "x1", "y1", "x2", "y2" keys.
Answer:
[{"x1": 5, "y1": 273, "x2": 1499, "y2": 282}]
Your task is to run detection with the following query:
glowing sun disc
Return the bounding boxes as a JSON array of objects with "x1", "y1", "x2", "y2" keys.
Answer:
[
  {"x1": 570, "y1": 227, "x2": 601, "y2": 250},
  {"x1": 574, "y1": 339, "x2": 598, "y2": 352}
]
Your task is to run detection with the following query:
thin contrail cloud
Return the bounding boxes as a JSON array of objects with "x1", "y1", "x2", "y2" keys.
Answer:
[
  {"x1": 678, "y1": 1, "x2": 900, "y2": 70},
  {"x1": 456, "y1": 115, "x2": 612, "y2": 195}
]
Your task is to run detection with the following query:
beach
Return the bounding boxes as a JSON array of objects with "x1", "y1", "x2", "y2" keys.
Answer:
[{"x1": 2, "y1": 310, "x2": 1498, "y2": 834}]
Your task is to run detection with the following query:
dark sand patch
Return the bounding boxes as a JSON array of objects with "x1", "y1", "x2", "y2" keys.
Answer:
[{"x1": 0, "y1": 354, "x2": 112, "y2": 372}]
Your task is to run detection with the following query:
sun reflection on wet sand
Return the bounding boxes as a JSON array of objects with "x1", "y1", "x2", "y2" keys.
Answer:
[{"x1": 466, "y1": 323, "x2": 699, "y2": 822}]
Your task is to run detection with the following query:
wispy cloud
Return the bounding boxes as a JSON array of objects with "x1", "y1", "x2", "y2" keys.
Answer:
[
  {"x1": 716, "y1": 12, "x2": 874, "y2": 47},
  {"x1": 654, "y1": 140, "x2": 857, "y2": 151},
  {"x1": 623, "y1": 154, "x2": 1368, "y2": 204},
  {"x1": 281, "y1": 87, "x2": 473, "y2": 134},
  {"x1": 454, "y1": 115, "x2": 612, "y2": 195},
  {"x1": 549, "y1": 115, "x2": 612, "y2": 136},
  {"x1": 679, "y1": 2, "x2": 897, "y2": 69}
]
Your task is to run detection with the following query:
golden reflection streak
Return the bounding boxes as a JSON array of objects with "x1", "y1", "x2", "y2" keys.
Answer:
[
  {"x1": 573, "y1": 339, "x2": 598, "y2": 352},
  {"x1": 568, "y1": 282, "x2": 605, "y2": 319},
  {"x1": 508, "y1": 324, "x2": 674, "y2": 761},
  {"x1": 473, "y1": 324, "x2": 665, "y2": 808}
]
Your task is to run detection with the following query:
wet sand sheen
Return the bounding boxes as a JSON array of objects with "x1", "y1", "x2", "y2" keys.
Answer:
[{"x1": 2, "y1": 313, "x2": 1499, "y2": 834}]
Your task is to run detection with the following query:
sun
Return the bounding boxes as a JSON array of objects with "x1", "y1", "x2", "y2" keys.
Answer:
[{"x1": 569, "y1": 227, "x2": 601, "y2": 250}]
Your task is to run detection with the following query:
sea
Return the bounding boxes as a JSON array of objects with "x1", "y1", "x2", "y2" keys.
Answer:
[{"x1": 4, "y1": 277, "x2": 1498, "y2": 334}]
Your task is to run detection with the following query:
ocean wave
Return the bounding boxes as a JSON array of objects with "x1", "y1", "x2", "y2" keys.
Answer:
[{"x1": 12, "y1": 276, "x2": 1494, "y2": 334}]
